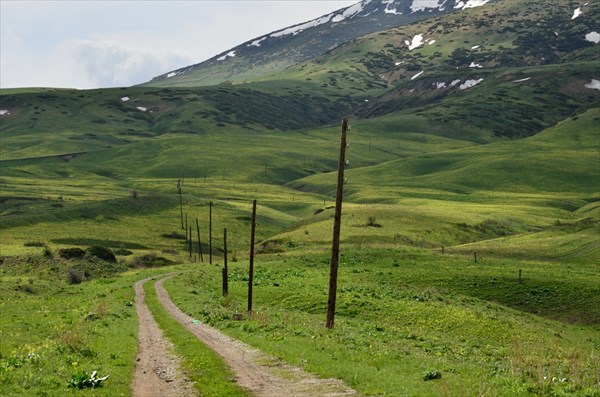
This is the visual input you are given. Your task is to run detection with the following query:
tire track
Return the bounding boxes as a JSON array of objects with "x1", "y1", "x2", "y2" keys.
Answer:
[
  {"x1": 131, "y1": 276, "x2": 197, "y2": 397},
  {"x1": 154, "y1": 275, "x2": 360, "y2": 397}
]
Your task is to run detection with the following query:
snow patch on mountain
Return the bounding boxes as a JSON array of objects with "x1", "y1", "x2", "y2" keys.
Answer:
[
  {"x1": 248, "y1": 37, "x2": 267, "y2": 47},
  {"x1": 217, "y1": 51, "x2": 236, "y2": 61},
  {"x1": 469, "y1": 62, "x2": 483, "y2": 68},
  {"x1": 455, "y1": 0, "x2": 490, "y2": 9},
  {"x1": 585, "y1": 79, "x2": 600, "y2": 91},
  {"x1": 450, "y1": 79, "x2": 461, "y2": 87},
  {"x1": 435, "y1": 82, "x2": 447, "y2": 89},
  {"x1": 405, "y1": 33, "x2": 437, "y2": 50},
  {"x1": 121, "y1": 97, "x2": 130, "y2": 102},
  {"x1": 332, "y1": 1, "x2": 369, "y2": 22},
  {"x1": 0, "y1": 110, "x2": 9, "y2": 116},
  {"x1": 512, "y1": 77, "x2": 531, "y2": 83},
  {"x1": 460, "y1": 78, "x2": 483, "y2": 89},
  {"x1": 271, "y1": 13, "x2": 335, "y2": 37},
  {"x1": 572, "y1": 7, "x2": 582, "y2": 19},
  {"x1": 585, "y1": 32, "x2": 600, "y2": 44},
  {"x1": 411, "y1": 0, "x2": 447, "y2": 13},
  {"x1": 411, "y1": 70, "x2": 424, "y2": 80},
  {"x1": 137, "y1": 107, "x2": 147, "y2": 112},
  {"x1": 406, "y1": 34, "x2": 424, "y2": 50}
]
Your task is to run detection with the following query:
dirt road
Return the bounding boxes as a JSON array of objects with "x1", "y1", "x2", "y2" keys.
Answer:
[
  {"x1": 131, "y1": 277, "x2": 197, "y2": 397},
  {"x1": 132, "y1": 273, "x2": 359, "y2": 396}
]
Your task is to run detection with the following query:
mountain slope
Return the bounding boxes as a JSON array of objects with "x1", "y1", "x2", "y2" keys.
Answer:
[
  {"x1": 145, "y1": 0, "x2": 499, "y2": 87},
  {"x1": 272, "y1": 0, "x2": 600, "y2": 137}
]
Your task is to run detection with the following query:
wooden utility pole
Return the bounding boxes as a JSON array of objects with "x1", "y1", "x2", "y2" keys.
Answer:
[
  {"x1": 223, "y1": 228, "x2": 229, "y2": 296},
  {"x1": 178, "y1": 180, "x2": 184, "y2": 230},
  {"x1": 248, "y1": 200, "x2": 257, "y2": 314},
  {"x1": 188, "y1": 226, "x2": 193, "y2": 259},
  {"x1": 196, "y1": 218, "x2": 203, "y2": 262},
  {"x1": 209, "y1": 201, "x2": 213, "y2": 265},
  {"x1": 326, "y1": 119, "x2": 348, "y2": 329}
]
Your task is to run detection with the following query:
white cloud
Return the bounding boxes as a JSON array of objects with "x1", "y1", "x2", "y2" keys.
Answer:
[
  {"x1": 0, "y1": 1, "x2": 356, "y2": 89},
  {"x1": 60, "y1": 40, "x2": 195, "y2": 88}
]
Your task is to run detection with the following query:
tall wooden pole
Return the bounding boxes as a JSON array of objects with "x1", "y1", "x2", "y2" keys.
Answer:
[
  {"x1": 196, "y1": 218, "x2": 203, "y2": 262},
  {"x1": 178, "y1": 181, "x2": 184, "y2": 230},
  {"x1": 209, "y1": 201, "x2": 213, "y2": 265},
  {"x1": 188, "y1": 226, "x2": 193, "y2": 259},
  {"x1": 326, "y1": 119, "x2": 348, "y2": 329},
  {"x1": 248, "y1": 200, "x2": 257, "y2": 314},
  {"x1": 223, "y1": 228, "x2": 228, "y2": 296}
]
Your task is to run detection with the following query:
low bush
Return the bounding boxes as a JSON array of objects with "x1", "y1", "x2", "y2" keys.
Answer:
[
  {"x1": 67, "y1": 268, "x2": 84, "y2": 285},
  {"x1": 85, "y1": 246, "x2": 116, "y2": 263},
  {"x1": 58, "y1": 247, "x2": 86, "y2": 259}
]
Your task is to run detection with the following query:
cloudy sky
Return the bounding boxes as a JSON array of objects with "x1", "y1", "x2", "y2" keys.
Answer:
[{"x1": 0, "y1": 0, "x2": 357, "y2": 89}]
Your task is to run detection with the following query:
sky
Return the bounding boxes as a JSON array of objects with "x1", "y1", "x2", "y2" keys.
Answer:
[{"x1": 0, "y1": 0, "x2": 357, "y2": 89}]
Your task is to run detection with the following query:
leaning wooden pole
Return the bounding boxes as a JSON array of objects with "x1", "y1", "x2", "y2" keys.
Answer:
[
  {"x1": 326, "y1": 119, "x2": 348, "y2": 329},
  {"x1": 248, "y1": 200, "x2": 257, "y2": 314},
  {"x1": 209, "y1": 201, "x2": 213, "y2": 265}
]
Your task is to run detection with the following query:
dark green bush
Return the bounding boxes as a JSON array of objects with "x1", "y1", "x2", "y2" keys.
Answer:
[{"x1": 85, "y1": 246, "x2": 116, "y2": 263}]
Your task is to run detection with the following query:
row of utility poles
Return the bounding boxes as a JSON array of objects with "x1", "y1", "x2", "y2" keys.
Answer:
[{"x1": 175, "y1": 119, "x2": 348, "y2": 329}]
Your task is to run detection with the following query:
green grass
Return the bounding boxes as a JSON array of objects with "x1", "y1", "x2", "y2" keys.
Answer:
[
  {"x1": 163, "y1": 248, "x2": 600, "y2": 396},
  {"x1": 0, "y1": 262, "x2": 180, "y2": 396},
  {"x1": 143, "y1": 276, "x2": 251, "y2": 396}
]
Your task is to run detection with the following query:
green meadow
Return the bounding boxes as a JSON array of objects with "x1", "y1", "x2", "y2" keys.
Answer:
[
  {"x1": 1, "y1": 0, "x2": 599, "y2": 393},
  {"x1": 1, "y1": 103, "x2": 598, "y2": 395}
]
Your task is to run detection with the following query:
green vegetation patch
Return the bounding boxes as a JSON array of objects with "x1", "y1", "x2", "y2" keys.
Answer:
[{"x1": 165, "y1": 249, "x2": 600, "y2": 397}]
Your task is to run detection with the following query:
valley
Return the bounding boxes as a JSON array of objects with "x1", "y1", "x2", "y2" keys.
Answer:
[{"x1": 0, "y1": 0, "x2": 598, "y2": 396}]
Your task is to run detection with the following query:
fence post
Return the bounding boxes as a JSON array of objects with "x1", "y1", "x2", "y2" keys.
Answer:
[
  {"x1": 326, "y1": 119, "x2": 348, "y2": 329},
  {"x1": 518, "y1": 269, "x2": 522, "y2": 283}
]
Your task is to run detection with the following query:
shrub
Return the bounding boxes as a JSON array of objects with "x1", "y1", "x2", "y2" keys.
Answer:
[
  {"x1": 67, "y1": 268, "x2": 84, "y2": 285},
  {"x1": 113, "y1": 248, "x2": 133, "y2": 256},
  {"x1": 423, "y1": 370, "x2": 442, "y2": 381},
  {"x1": 366, "y1": 216, "x2": 382, "y2": 228},
  {"x1": 85, "y1": 246, "x2": 116, "y2": 263},
  {"x1": 23, "y1": 241, "x2": 45, "y2": 247},
  {"x1": 132, "y1": 253, "x2": 174, "y2": 268},
  {"x1": 58, "y1": 247, "x2": 86, "y2": 259},
  {"x1": 42, "y1": 244, "x2": 53, "y2": 258}
]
